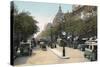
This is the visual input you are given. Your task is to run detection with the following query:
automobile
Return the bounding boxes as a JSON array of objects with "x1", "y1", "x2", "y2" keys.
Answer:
[
  {"x1": 20, "y1": 41, "x2": 32, "y2": 56},
  {"x1": 84, "y1": 40, "x2": 97, "y2": 61},
  {"x1": 39, "y1": 39, "x2": 47, "y2": 51},
  {"x1": 78, "y1": 44, "x2": 86, "y2": 51},
  {"x1": 78, "y1": 38, "x2": 88, "y2": 51},
  {"x1": 40, "y1": 41, "x2": 47, "y2": 51}
]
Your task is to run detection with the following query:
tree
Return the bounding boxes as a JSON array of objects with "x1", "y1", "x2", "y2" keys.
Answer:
[
  {"x1": 14, "y1": 12, "x2": 38, "y2": 40},
  {"x1": 11, "y1": 1, "x2": 38, "y2": 61}
]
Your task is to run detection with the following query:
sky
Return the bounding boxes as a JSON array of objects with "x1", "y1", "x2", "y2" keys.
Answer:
[{"x1": 14, "y1": 1, "x2": 72, "y2": 37}]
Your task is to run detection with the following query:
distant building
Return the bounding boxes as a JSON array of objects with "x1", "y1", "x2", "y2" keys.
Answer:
[
  {"x1": 53, "y1": 5, "x2": 64, "y2": 26},
  {"x1": 44, "y1": 23, "x2": 52, "y2": 30}
]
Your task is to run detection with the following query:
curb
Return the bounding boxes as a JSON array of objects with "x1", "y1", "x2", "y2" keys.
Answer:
[{"x1": 48, "y1": 48, "x2": 69, "y2": 59}]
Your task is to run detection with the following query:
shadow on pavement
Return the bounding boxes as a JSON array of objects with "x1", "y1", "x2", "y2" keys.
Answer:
[{"x1": 14, "y1": 52, "x2": 36, "y2": 65}]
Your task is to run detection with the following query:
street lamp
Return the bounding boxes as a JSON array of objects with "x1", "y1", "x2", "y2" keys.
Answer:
[
  {"x1": 60, "y1": 15, "x2": 66, "y2": 57},
  {"x1": 50, "y1": 26, "x2": 57, "y2": 48},
  {"x1": 62, "y1": 31, "x2": 66, "y2": 56},
  {"x1": 50, "y1": 26, "x2": 53, "y2": 48}
]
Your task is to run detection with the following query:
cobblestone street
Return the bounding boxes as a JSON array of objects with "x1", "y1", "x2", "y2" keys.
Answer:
[{"x1": 14, "y1": 45, "x2": 89, "y2": 66}]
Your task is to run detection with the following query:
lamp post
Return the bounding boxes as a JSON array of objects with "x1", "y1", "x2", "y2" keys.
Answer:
[
  {"x1": 62, "y1": 31, "x2": 66, "y2": 56},
  {"x1": 50, "y1": 26, "x2": 53, "y2": 48},
  {"x1": 50, "y1": 26, "x2": 57, "y2": 48},
  {"x1": 60, "y1": 15, "x2": 67, "y2": 57}
]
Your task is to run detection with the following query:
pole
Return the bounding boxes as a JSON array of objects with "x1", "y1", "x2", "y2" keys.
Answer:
[
  {"x1": 63, "y1": 46, "x2": 65, "y2": 56},
  {"x1": 62, "y1": 16, "x2": 66, "y2": 57},
  {"x1": 51, "y1": 26, "x2": 53, "y2": 48}
]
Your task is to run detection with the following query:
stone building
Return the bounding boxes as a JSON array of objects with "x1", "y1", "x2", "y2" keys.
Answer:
[
  {"x1": 53, "y1": 5, "x2": 64, "y2": 26},
  {"x1": 44, "y1": 23, "x2": 52, "y2": 30}
]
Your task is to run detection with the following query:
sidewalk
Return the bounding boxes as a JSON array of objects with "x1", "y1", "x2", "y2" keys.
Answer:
[
  {"x1": 48, "y1": 47, "x2": 69, "y2": 59},
  {"x1": 47, "y1": 45, "x2": 89, "y2": 62}
]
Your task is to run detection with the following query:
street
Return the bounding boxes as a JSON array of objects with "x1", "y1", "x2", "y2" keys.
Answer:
[
  {"x1": 14, "y1": 45, "x2": 89, "y2": 66},
  {"x1": 11, "y1": 2, "x2": 97, "y2": 66}
]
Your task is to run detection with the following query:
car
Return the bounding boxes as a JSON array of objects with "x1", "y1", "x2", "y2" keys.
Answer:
[
  {"x1": 78, "y1": 38, "x2": 88, "y2": 51},
  {"x1": 84, "y1": 40, "x2": 97, "y2": 61},
  {"x1": 78, "y1": 44, "x2": 86, "y2": 51},
  {"x1": 20, "y1": 42, "x2": 32, "y2": 56},
  {"x1": 40, "y1": 41, "x2": 47, "y2": 51}
]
